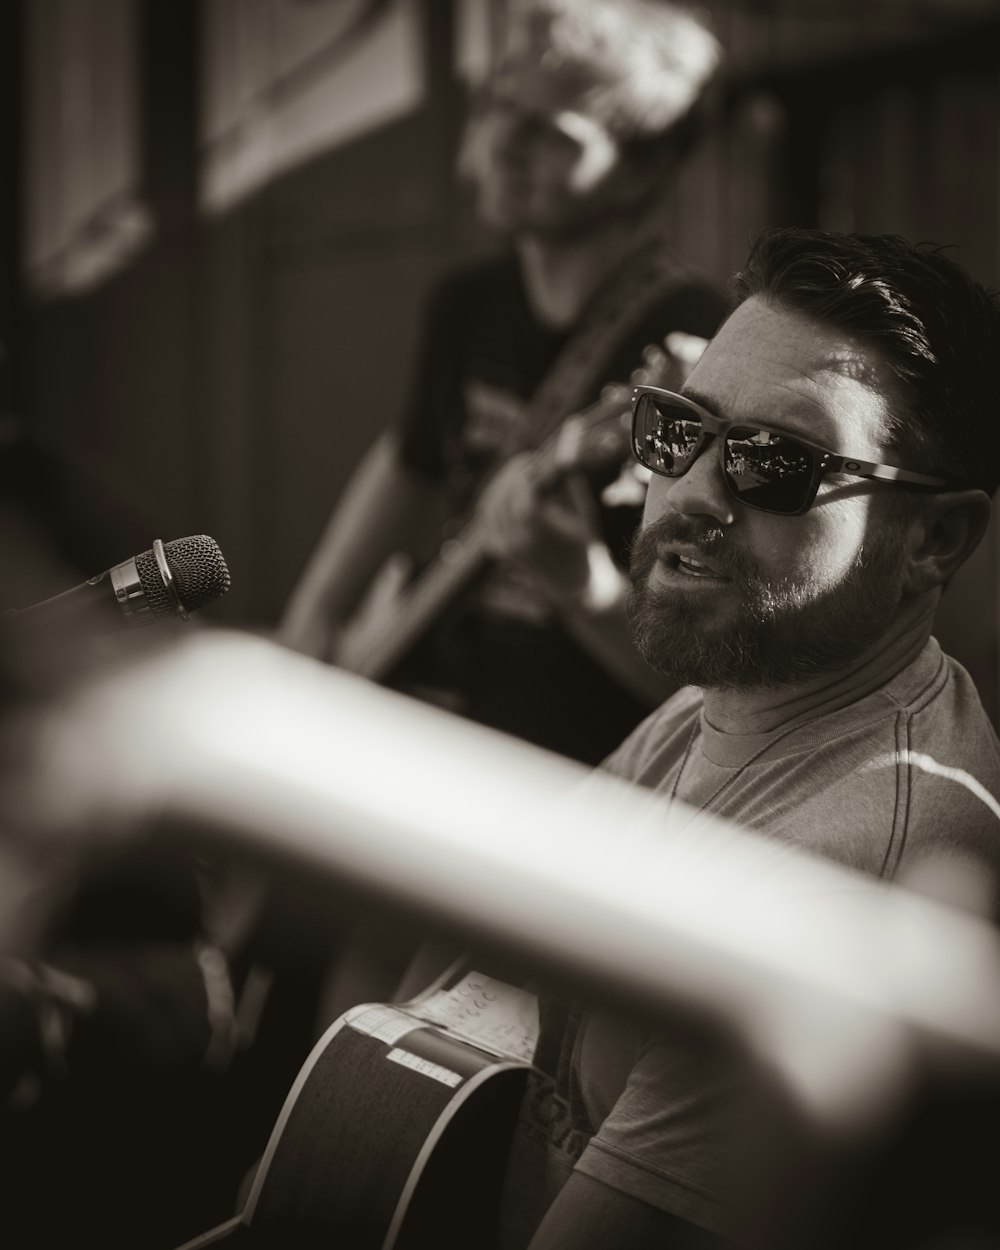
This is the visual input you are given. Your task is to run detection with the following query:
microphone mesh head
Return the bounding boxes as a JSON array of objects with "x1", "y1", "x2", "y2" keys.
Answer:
[{"x1": 135, "y1": 535, "x2": 231, "y2": 617}]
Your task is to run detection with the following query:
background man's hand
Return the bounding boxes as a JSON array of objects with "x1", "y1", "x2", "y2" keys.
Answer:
[{"x1": 477, "y1": 450, "x2": 605, "y2": 601}]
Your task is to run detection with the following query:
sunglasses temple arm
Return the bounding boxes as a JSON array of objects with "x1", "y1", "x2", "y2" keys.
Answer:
[{"x1": 824, "y1": 454, "x2": 946, "y2": 488}]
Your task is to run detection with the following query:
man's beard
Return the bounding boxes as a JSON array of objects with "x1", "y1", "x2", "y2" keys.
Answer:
[{"x1": 626, "y1": 515, "x2": 907, "y2": 691}]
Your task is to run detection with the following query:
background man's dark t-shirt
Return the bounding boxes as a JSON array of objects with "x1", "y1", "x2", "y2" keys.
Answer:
[{"x1": 394, "y1": 250, "x2": 727, "y2": 764}]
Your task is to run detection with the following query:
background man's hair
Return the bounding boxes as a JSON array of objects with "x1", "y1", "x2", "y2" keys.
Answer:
[
  {"x1": 499, "y1": 0, "x2": 722, "y2": 157},
  {"x1": 733, "y1": 227, "x2": 1000, "y2": 495}
]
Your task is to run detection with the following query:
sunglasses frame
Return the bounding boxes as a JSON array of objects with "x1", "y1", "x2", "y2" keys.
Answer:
[{"x1": 631, "y1": 385, "x2": 949, "y2": 516}]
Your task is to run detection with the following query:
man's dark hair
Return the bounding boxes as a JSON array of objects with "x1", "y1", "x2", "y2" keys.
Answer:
[{"x1": 733, "y1": 227, "x2": 1000, "y2": 496}]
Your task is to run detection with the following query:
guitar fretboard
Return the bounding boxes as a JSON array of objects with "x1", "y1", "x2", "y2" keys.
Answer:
[{"x1": 337, "y1": 512, "x2": 491, "y2": 679}]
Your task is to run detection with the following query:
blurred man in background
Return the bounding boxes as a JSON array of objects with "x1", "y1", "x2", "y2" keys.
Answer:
[{"x1": 280, "y1": 0, "x2": 726, "y2": 765}]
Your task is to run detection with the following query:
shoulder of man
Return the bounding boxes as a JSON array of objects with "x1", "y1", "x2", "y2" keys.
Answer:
[
  {"x1": 888, "y1": 649, "x2": 1000, "y2": 880},
  {"x1": 773, "y1": 649, "x2": 1000, "y2": 879}
]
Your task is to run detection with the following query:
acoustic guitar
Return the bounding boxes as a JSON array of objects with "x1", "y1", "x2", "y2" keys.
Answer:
[
  {"x1": 333, "y1": 342, "x2": 697, "y2": 683},
  {"x1": 176, "y1": 966, "x2": 536, "y2": 1250}
]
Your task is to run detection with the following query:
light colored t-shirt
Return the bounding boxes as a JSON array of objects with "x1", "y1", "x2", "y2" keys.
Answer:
[{"x1": 499, "y1": 637, "x2": 1000, "y2": 1243}]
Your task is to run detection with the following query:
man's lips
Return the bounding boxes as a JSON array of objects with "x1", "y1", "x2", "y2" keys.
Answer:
[{"x1": 654, "y1": 545, "x2": 730, "y2": 581}]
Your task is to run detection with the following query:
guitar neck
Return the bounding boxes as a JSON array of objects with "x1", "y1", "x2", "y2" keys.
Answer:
[
  {"x1": 336, "y1": 365, "x2": 653, "y2": 683},
  {"x1": 337, "y1": 513, "x2": 492, "y2": 681}
]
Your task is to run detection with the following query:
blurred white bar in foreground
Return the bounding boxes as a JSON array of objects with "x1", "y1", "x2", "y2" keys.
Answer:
[{"x1": 7, "y1": 629, "x2": 1000, "y2": 1105}]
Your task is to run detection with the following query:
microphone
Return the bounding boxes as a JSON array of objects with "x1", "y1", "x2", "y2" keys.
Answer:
[{"x1": 8, "y1": 535, "x2": 231, "y2": 627}]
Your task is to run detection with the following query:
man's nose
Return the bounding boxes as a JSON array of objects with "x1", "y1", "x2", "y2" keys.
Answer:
[{"x1": 651, "y1": 436, "x2": 736, "y2": 526}]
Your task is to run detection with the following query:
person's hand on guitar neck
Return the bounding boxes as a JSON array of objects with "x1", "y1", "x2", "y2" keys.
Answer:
[
  {"x1": 477, "y1": 408, "x2": 622, "y2": 613},
  {"x1": 477, "y1": 335, "x2": 706, "y2": 705},
  {"x1": 478, "y1": 334, "x2": 707, "y2": 611}
]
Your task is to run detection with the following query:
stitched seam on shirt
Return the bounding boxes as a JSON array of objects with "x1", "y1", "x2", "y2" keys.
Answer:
[
  {"x1": 752, "y1": 643, "x2": 947, "y2": 757},
  {"x1": 900, "y1": 644, "x2": 948, "y2": 715},
  {"x1": 583, "y1": 1136, "x2": 723, "y2": 1203},
  {"x1": 879, "y1": 711, "x2": 911, "y2": 880},
  {"x1": 870, "y1": 641, "x2": 947, "y2": 718}
]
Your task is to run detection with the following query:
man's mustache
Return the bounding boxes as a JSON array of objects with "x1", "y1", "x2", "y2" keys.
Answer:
[{"x1": 631, "y1": 515, "x2": 758, "y2": 585}]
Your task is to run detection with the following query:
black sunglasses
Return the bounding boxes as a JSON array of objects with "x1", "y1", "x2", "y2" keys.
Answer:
[{"x1": 631, "y1": 386, "x2": 948, "y2": 517}]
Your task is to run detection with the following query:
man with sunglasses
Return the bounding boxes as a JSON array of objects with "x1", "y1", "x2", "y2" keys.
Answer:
[
  {"x1": 622, "y1": 227, "x2": 1000, "y2": 789},
  {"x1": 494, "y1": 228, "x2": 1000, "y2": 1249}
]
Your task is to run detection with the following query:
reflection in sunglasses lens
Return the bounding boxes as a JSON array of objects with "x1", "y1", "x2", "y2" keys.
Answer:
[
  {"x1": 633, "y1": 395, "x2": 825, "y2": 514},
  {"x1": 635, "y1": 397, "x2": 701, "y2": 475},
  {"x1": 725, "y1": 429, "x2": 815, "y2": 512},
  {"x1": 662, "y1": 418, "x2": 701, "y2": 470}
]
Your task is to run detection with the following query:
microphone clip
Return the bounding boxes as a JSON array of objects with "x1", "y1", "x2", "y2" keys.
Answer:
[{"x1": 107, "y1": 538, "x2": 188, "y2": 623}]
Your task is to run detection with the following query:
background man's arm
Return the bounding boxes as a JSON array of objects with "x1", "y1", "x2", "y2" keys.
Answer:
[{"x1": 278, "y1": 431, "x2": 449, "y2": 660}]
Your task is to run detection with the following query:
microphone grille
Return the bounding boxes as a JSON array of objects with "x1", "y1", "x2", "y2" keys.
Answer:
[{"x1": 135, "y1": 535, "x2": 231, "y2": 617}]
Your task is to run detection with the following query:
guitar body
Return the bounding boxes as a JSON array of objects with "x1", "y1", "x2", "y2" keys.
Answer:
[{"x1": 177, "y1": 1001, "x2": 531, "y2": 1250}]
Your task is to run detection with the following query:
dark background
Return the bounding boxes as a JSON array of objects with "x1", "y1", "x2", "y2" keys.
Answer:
[{"x1": 1, "y1": 0, "x2": 998, "y2": 723}]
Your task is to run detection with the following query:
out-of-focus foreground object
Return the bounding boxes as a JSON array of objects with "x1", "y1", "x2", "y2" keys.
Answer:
[{"x1": 3, "y1": 630, "x2": 1000, "y2": 1248}]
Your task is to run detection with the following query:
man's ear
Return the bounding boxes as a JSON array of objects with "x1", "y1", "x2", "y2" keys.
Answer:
[{"x1": 903, "y1": 489, "x2": 992, "y2": 593}]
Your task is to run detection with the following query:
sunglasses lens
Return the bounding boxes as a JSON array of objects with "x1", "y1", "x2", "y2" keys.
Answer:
[
  {"x1": 632, "y1": 394, "x2": 704, "y2": 477},
  {"x1": 633, "y1": 394, "x2": 823, "y2": 515},
  {"x1": 724, "y1": 428, "x2": 817, "y2": 514}
]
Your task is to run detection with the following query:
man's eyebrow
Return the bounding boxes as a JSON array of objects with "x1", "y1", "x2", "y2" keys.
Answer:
[
  {"x1": 677, "y1": 387, "x2": 817, "y2": 440},
  {"x1": 675, "y1": 387, "x2": 830, "y2": 447},
  {"x1": 678, "y1": 386, "x2": 718, "y2": 413}
]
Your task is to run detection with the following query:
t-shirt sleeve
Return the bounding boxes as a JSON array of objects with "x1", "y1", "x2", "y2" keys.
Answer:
[
  {"x1": 575, "y1": 1031, "x2": 739, "y2": 1236},
  {"x1": 879, "y1": 674, "x2": 1000, "y2": 882}
]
